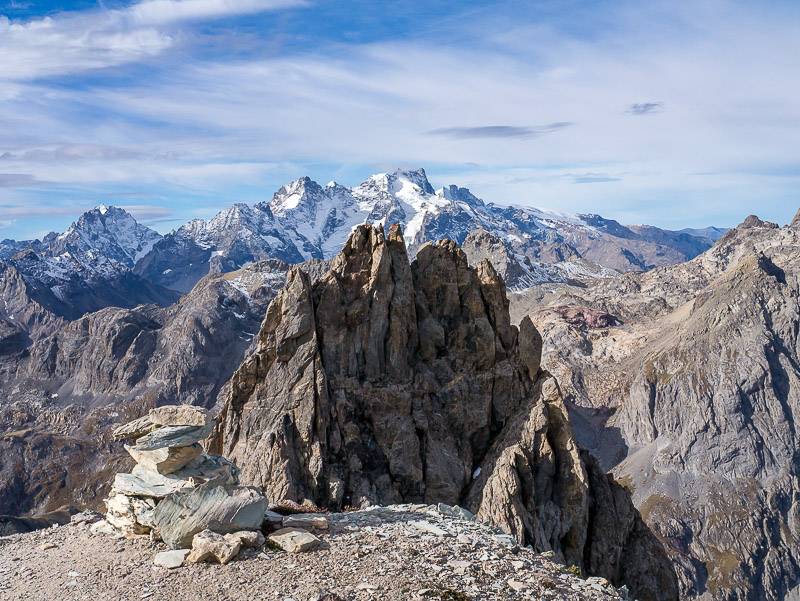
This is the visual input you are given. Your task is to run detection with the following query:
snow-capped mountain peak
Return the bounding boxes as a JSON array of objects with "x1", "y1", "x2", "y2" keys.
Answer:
[
  {"x1": 268, "y1": 176, "x2": 327, "y2": 217},
  {"x1": 389, "y1": 167, "x2": 436, "y2": 195},
  {"x1": 125, "y1": 167, "x2": 716, "y2": 293},
  {"x1": 48, "y1": 205, "x2": 162, "y2": 268}
]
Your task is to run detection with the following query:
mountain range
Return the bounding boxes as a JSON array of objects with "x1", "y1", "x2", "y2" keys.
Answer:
[
  {"x1": 6, "y1": 167, "x2": 790, "y2": 601},
  {"x1": 3, "y1": 168, "x2": 716, "y2": 302}
]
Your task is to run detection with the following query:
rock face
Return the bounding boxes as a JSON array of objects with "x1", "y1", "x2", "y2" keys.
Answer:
[
  {"x1": 211, "y1": 224, "x2": 678, "y2": 601},
  {"x1": 510, "y1": 212, "x2": 800, "y2": 601}
]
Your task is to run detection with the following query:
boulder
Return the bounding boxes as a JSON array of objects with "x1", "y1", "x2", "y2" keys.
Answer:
[
  {"x1": 282, "y1": 514, "x2": 329, "y2": 530},
  {"x1": 225, "y1": 530, "x2": 265, "y2": 549},
  {"x1": 89, "y1": 520, "x2": 116, "y2": 536},
  {"x1": 154, "y1": 549, "x2": 190, "y2": 569},
  {"x1": 112, "y1": 471, "x2": 193, "y2": 499},
  {"x1": 105, "y1": 491, "x2": 157, "y2": 534},
  {"x1": 263, "y1": 510, "x2": 284, "y2": 529},
  {"x1": 125, "y1": 443, "x2": 202, "y2": 475},
  {"x1": 132, "y1": 421, "x2": 216, "y2": 451},
  {"x1": 185, "y1": 529, "x2": 241, "y2": 565},
  {"x1": 176, "y1": 453, "x2": 239, "y2": 485},
  {"x1": 112, "y1": 415, "x2": 157, "y2": 441},
  {"x1": 268, "y1": 527, "x2": 321, "y2": 553},
  {"x1": 153, "y1": 482, "x2": 268, "y2": 549},
  {"x1": 150, "y1": 405, "x2": 211, "y2": 428}
]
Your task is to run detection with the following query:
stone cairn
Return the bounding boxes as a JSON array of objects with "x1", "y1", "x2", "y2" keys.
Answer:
[{"x1": 101, "y1": 405, "x2": 271, "y2": 564}]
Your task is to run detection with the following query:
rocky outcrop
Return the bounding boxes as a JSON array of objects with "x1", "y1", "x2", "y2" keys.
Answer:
[
  {"x1": 153, "y1": 483, "x2": 267, "y2": 549},
  {"x1": 510, "y1": 212, "x2": 800, "y2": 601},
  {"x1": 103, "y1": 405, "x2": 240, "y2": 537},
  {"x1": 211, "y1": 224, "x2": 678, "y2": 601},
  {"x1": 99, "y1": 405, "x2": 267, "y2": 552}
]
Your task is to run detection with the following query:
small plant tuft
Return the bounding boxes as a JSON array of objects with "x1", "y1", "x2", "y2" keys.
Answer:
[{"x1": 264, "y1": 539, "x2": 284, "y2": 552}]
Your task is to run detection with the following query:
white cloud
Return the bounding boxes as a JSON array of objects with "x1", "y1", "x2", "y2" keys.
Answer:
[
  {"x1": 115, "y1": 204, "x2": 172, "y2": 219},
  {"x1": 0, "y1": 0, "x2": 798, "y2": 230},
  {"x1": 0, "y1": 0, "x2": 305, "y2": 80},
  {"x1": 128, "y1": 0, "x2": 306, "y2": 27}
]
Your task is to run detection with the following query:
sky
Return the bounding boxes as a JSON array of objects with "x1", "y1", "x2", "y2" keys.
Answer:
[{"x1": 0, "y1": 0, "x2": 799, "y2": 240}]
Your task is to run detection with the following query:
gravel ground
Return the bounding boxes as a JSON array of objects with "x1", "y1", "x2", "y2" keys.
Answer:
[{"x1": 0, "y1": 504, "x2": 623, "y2": 601}]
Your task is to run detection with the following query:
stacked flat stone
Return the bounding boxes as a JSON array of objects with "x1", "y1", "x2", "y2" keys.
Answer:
[{"x1": 106, "y1": 405, "x2": 239, "y2": 536}]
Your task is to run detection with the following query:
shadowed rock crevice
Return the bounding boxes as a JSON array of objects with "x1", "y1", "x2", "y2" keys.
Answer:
[{"x1": 211, "y1": 224, "x2": 678, "y2": 601}]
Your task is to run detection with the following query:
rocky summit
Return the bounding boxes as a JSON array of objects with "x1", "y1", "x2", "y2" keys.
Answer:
[
  {"x1": 210, "y1": 223, "x2": 678, "y2": 601},
  {"x1": 0, "y1": 501, "x2": 636, "y2": 601}
]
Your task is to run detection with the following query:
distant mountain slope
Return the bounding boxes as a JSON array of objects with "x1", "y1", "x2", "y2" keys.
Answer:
[
  {"x1": 678, "y1": 225, "x2": 729, "y2": 241},
  {"x1": 0, "y1": 259, "x2": 293, "y2": 516},
  {"x1": 0, "y1": 206, "x2": 179, "y2": 332},
  {"x1": 508, "y1": 211, "x2": 800, "y2": 601},
  {"x1": 4, "y1": 248, "x2": 178, "y2": 317},
  {"x1": 132, "y1": 168, "x2": 715, "y2": 292}
]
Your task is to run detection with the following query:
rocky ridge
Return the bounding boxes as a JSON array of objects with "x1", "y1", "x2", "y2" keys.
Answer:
[
  {"x1": 210, "y1": 223, "x2": 678, "y2": 601},
  {"x1": 508, "y1": 210, "x2": 800, "y2": 600}
]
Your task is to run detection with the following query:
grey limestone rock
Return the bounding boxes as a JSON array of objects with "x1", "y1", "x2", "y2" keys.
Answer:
[
  {"x1": 185, "y1": 529, "x2": 241, "y2": 565},
  {"x1": 133, "y1": 421, "x2": 215, "y2": 451},
  {"x1": 268, "y1": 528, "x2": 321, "y2": 553},
  {"x1": 124, "y1": 442, "x2": 202, "y2": 475},
  {"x1": 153, "y1": 482, "x2": 268, "y2": 549},
  {"x1": 153, "y1": 549, "x2": 190, "y2": 569},
  {"x1": 149, "y1": 406, "x2": 211, "y2": 427}
]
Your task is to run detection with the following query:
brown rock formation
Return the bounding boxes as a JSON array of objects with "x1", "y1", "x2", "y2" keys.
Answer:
[{"x1": 210, "y1": 224, "x2": 678, "y2": 601}]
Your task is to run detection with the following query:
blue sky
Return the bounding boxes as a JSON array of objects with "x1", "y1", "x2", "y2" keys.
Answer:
[{"x1": 1, "y1": 0, "x2": 799, "y2": 240}]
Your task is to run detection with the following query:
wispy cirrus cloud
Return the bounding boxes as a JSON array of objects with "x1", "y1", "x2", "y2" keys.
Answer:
[
  {"x1": 627, "y1": 102, "x2": 664, "y2": 115},
  {"x1": 1, "y1": 144, "x2": 143, "y2": 162},
  {"x1": 128, "y1": 0, "x2": 307, "y2": 26},
  {"x1": 0, "y1": 173, "x2": 45, "y2": 186},
  {"x1": 0, "y1": 203, "x2": 90, "y2": 218},
  {"x1": 115, "y1": 204, "x2": 173, "y2": 220},
  {"x1": 2, "y1": 0, "x2": 800, "y2": 239},
  {"x1": 0, "y1": 0, "x2": 306, "y2": 80},
  {"x1": 429, "y1": 123, "x2": 572, "y2": 140},
  {"x1": 573, "y1": 175, "x2": 622, "y2": 184}
]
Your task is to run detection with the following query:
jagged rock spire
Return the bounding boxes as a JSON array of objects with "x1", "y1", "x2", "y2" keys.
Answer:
[{"x1": 211, "y1": 223, "x2": 678, "y2": 601}]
